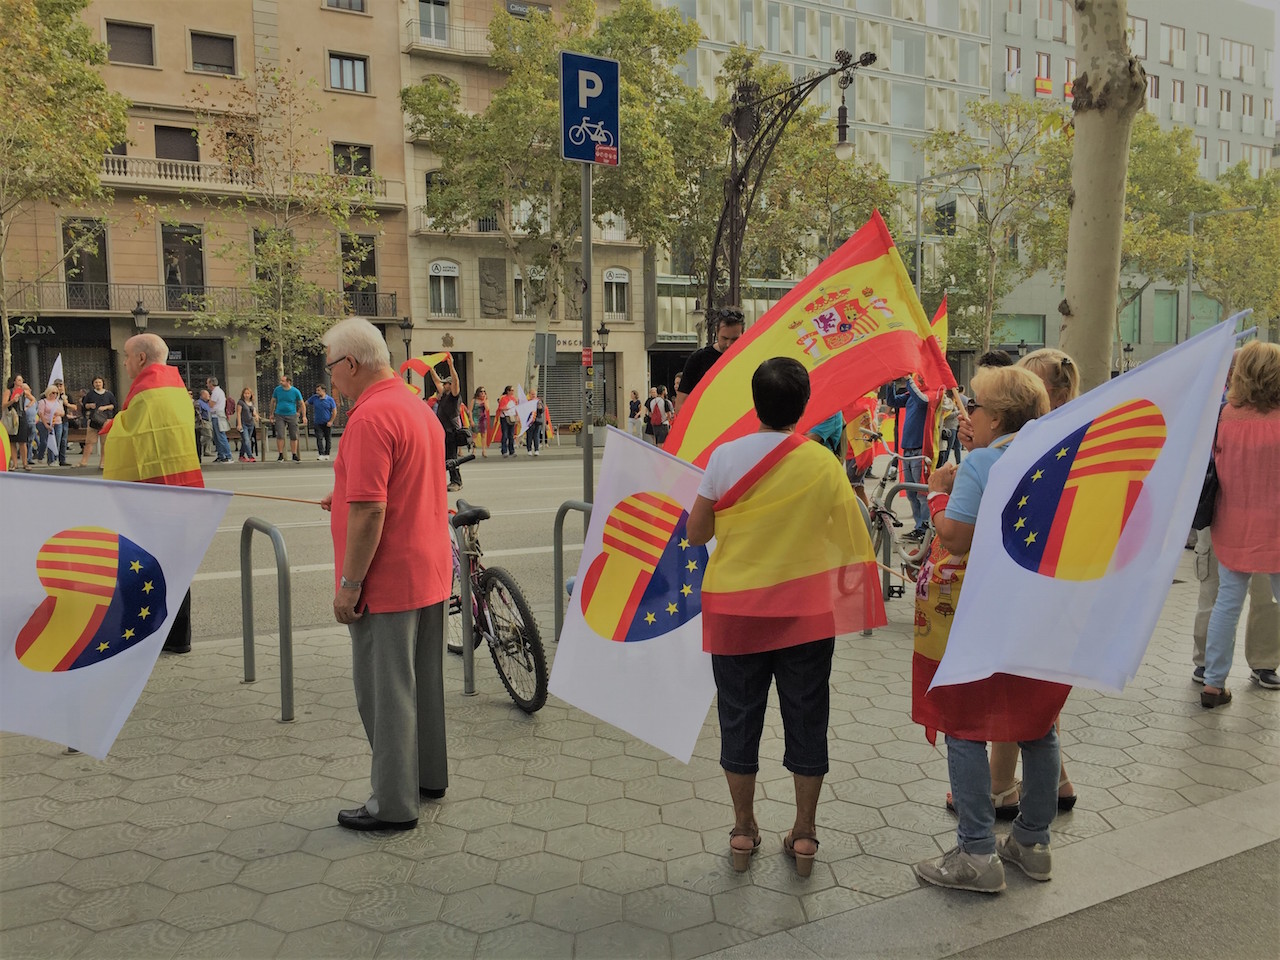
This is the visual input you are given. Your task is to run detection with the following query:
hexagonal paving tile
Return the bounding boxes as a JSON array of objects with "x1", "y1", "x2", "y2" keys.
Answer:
[
  {"x1": 588, "y1": 797, "x2": 662, "y2": 832},
  {"x1": 483, "y1": 774, "x2": 554, "y2": 805},
  {"x1": 830, "y1": 853, "x2": 921, "y2": 898},
  {"x1": 464, "y1": 822, "x2": 545, "y2": 860},
  {"x1": 624, "y1": 776, "x2": 694, "y2": 806},
  {"x1": 346, "y1": 883, "x2": 443, "y2": 931},
  {"x1": 434, "y1": 797, "x2": 512, "y2": 831},
  {"x1": 67, "y1": 882, "x2": 174, "y2": 932},
  {"x1": 252, "y1": 883, "x2": 355, "y2": 933},
  {"x1": 0, "y1": 882, "x2": 81, "y2": 931},
  {"x1": 527, "y1": 879, "x2": 627, "y2": 933},
  {"x1": 671, "y1": 920, "x2": 756, "y2": 960},
  {"x1": 493, "y1": 851, "x2": 580, "y2": 895},
  {"x1": 60, "y1": 850, "x2": 160, "y2": 892},
  {"x1": 378, "y1": 921, "x2": 479, "y2": 958},
  {"x1": 622, "y1": 824, "x2": 703, "y2": 862},
  {"x1": 0, "y1": 919, "x2": 94, "y2": 959},
  {"x1": 439, "y1": 883, "x2": 534, "y2": 934},
  {"x1": 409, "y1": 852, "x2": 498, "y2": 895},
  {"x1": 574, "y1": 919, "x2": 672, "y2": 959},
  {"x1": 323, "y1": 851, "x2": 416, "y2": 893},
  {"x1": 510, "y1": 796, "x2": 586, "y2": 831},
  {"x1": 160, "y1": 883, "x2": 261, "y2": 932},
  {"x1": 276, "y1": 919, "x2": 381, "y2": 958},
  {"x1": 475, "y1": 920, "x2": 574, "y2": 959},
  {"x1": 554, "y1": 775, "x2": 624, "y2": 805},
  {"x1": 237, "y1": 851, "x2": 331, "y2": 894},
  {"x1": 625, "y1": 885, "x2": 714, "y2": 933}
]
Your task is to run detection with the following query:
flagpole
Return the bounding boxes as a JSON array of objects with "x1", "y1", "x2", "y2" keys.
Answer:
[{"x1": 232, "y1": 491, "x2": 323, "y2": 505}]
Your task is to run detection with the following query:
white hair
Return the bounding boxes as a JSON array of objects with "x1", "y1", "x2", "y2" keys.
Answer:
[
  {"x1": 321, "y1": 317, "x2": 391, "y2": 368},
  {"x1": 126, "y1": 333, "x2": 169, "y2": 364}
]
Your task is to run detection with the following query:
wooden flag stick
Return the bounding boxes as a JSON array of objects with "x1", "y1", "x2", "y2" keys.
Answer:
[
  {"x1": 876, "y1": 560, "x2": 915, "y2": 583},
  {"x1": 232, "y1": 491, "x2": 324, "y2": 506}
]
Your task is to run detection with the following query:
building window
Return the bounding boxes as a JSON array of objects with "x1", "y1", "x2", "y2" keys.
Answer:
[
  {"x1": 328, "y1": 53, "x2": 368, "y2": 93},
  {"x1": 740, "y1": 0, "x2": 753, "y2": 47},
  {"x1": 891, "y1": 82, "x2": 926, "y2": 129},
  {"x1": 513, "y1": 270, "x2": 536, "y2": 319},
  {"x1": 1221, "y1": 39, "x2": 1254, "y2": 72},
  {"x1": 1159, "y1": 24, "x2": 1184, "y2": 64},
  {"x1": 1171, "y1": 79, "x2": 1184, "y2": 104},
  {"x1": 767, "y1": 3, "x2": 780, "y2": 51},
  {"x1": 105, "y1": 21, "x2": 154, "y2": 66},
  {"x1": 1060, "y1": 0, "x2": 1073, "y2": 41},
  {"x1": 820, "y1": 13, "x2": 832, "y2": 60},
  {"x1": 1219, "y1": 89, "x2": 1231, "y2": 112},
  {"x1": 333, "y1": 143, "x2": 371, "y2": 176},
  {"x1": 1218, "y1": 139, "x2": 1230, "y2": 164},
  {"x1": 603, "y1": 268, "x2": 629, "y2": 320},
  {"x1": 1242, "y1": 94, "x2": 1254, "y2": 117},
  {"x1": 1153, "y1": 290, "x2": 1178, "y2": 344},
  {"x1": 1196, "y1": 84, "x2": 1209, "y2": 108},
  {"x1": 62, "y1": 219, "x2": 109, "y2": 310},
  {"x1": 327, "y1": 0, "x2": 366, "y2": 10},
  {"x1": 1065, "y1": 57, "x2": 1076, "y2": 81},
  {"x1": 1146, "y1": 75, "x2": 1159, "y2": 100},
  {"x1": 191, "y1": 32, "x2": 236, "y2": 74},
  {"x1": 1265, "y1": 99, "x2": 1274, "y2": 122},
  {"x1": 1242, "y1": 144, "x2": 1269, "y2": 177},
  {"x1": 1195, "y1": 135, "x2": 1207, "y2": 160},
  {"x1": 420, "y1": 0, "x2": 448, "y2": 43},
  {"x1": 1036, "y1": 51, "x2": 1051, "y2": 78},
  {"x1": 155, "y1": 126, "x2": 198, "y2": 163},
  {"x1": 341, "y1": 235, "x2": 378, "y2": 313},
  {"x1": 894, "y1": 28, "x2": 926, "y2": 77},
  {"x1": 1127, "y1": 16, "x2": 1147, "y2": 60},
  {"x1": 1006, "y1": 46, "x2": 1022, "y2": 75},
  {"x1": 1118, "y1": 290, "x2": 1140, "y2": 345},
  {"x1": 1197, "y1": 33, "x2": 1209, "y2": 57},
  {"x1": 794, "y1": 9, "x2": 806, "y2": 57},
  {"x1": 161, "y1": 224, "x2": 205, "y2": 309},
  {"x1": 428, "y1": 261, "x2": 459, "y2": 317},
  {"x1": 1007, "y1": 0, "x2": 1021, "y2": 12}
]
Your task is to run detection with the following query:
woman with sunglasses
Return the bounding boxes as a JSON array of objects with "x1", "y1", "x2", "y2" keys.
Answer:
[{"x1": 913, "y1": 365, "x2": 1062, "y2": 894}]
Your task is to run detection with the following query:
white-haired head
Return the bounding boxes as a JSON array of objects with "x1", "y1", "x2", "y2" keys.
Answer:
[{"x1": 321, "y1": 317, "x2": 391, "y2": 369}]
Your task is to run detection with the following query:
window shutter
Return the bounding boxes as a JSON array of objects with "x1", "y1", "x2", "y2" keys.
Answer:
[{"x1": 106, "y1": 22, "x2": 154, "y2": 65}]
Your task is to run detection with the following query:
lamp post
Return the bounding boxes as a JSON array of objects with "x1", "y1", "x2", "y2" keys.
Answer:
[
  {"x1": 131, "y1": 300, "x2": 149, "y2": 332},
  {"x1": 1184, "y1": 206, "x2": 1257, "y2": 342},
  {"x1": 704, "y1": 49, "x2": 876, "y2": 333},
  {"x1": 1122, "y1": 342, "x2": 1134, "y2": 371},
  {"x1": 398, "y1": 317, "x2": 413, "y2": 382},
  {"x1": 1017, "y1": 338, "x2": 1028, "y2": 358},
  {"x1": 915, "y1": 164, "x2": 980, "y2": 301},
  {"x1": 596, "y1": 321, "x2": 610, "y2": 421}
]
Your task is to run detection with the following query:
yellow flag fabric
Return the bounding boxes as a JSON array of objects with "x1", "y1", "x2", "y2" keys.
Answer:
[{"x1": 101, "y1": 364, "x2": 203, "y2": 487}]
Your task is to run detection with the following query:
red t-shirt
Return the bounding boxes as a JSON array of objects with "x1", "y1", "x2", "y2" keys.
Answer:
[{"x1": 331, "y1": 376, "x2": 450, "y2": 613}]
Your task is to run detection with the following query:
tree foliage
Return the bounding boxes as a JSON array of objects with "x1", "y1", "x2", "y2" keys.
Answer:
[
  {"x1": 918, "y1": 230, "x2": 1011, "y2": 348},
  {"x1": 921, "y1": 95, "x2": 1068, "y2": 351},
  {"x1": 1028, "y1": 111, "x2": 1215, "y2": 343},
  {"x1": 1195, "y1": 165, "x2": 1280, "y2": 339},
  {"x1": 400, "y1": 0, "x2": 702, "y2": 388},
  {"x1": 0, "y1": 0, "x2": 129, "y2": 386},
  {"x1": 183, "y1": 59, "x2": 381, "y2": 378}
]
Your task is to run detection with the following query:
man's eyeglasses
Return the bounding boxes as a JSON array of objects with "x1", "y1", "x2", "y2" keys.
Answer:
[
  {"x1": 324, "y1": 356, "x2": 352, "y2": 372},
  {"x1": 965, "y1": 398, "x2": 982, "y2": 415}
]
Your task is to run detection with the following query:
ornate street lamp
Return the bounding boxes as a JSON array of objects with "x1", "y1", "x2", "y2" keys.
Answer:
[
  {"x1": 596, "y1": 321, "x2": 610, "y2": 418},
  {"x1": 131, "y1": 300, "x2": 149, "y2": 332},
  {"x1": 1017, "y1": 338, "x2": 1028, "y2": 358},
  {"x1": 398, "y1": 316, "x2": 413, "y2": 381},
  {"x1": 704, "y1": 49, "x2": 877, "y2": 336}
]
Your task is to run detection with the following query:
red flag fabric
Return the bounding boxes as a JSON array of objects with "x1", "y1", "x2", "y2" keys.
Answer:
[{"x1": 665, "y1": 212, "x2": 938, "y2": 468}]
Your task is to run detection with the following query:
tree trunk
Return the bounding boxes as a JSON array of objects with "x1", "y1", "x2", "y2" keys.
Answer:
[
  {"x1": 1059, "y1": 0, "x2": 1146, "y2": 392},
  {"x1": 983, "y1": 243, "x2": 998, "y2": 352}
]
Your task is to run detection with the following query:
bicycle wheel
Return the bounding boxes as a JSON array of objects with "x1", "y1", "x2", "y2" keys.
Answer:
[
  {"x1": 446, "y1": 531, "x2": 480, "y2": 655},
  {"x1": 569, "y1": 124, "x2": 586, "y2": 146},
  {"x1": 478, "y1": 567, "x2": 548, "y2": 713}
]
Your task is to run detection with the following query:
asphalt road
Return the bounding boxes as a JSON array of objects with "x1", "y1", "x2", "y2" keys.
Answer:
[{"x1": 191, "y1": 449, "x2": 596, "y2": 643}]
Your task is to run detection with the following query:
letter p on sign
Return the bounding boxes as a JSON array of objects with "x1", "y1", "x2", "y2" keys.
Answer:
[{"x1": 579, "y1": 71, "x2": 602, "y2": 108}]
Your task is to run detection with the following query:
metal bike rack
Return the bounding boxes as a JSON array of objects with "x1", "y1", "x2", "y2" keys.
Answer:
[
  {"x1": 882, "y1": 482, "x2": 929, "y2": 600},
  {"x1": 239, "y1": 518, "x2": 295, "y2": 722},
  {"x1": 553, "y1": 500, "x2": 593, "y2": 640},
  {"x1": 856, "y1": 499, "x2": 874, "y2": 636},
  {"x1": 452, "y1": 520, "x2": 479, "y2": 698}
]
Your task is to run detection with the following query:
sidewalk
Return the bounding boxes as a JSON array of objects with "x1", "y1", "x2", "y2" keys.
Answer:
[{"x1": 1, "y1": 550, "x2": 1277, "y2": 959}]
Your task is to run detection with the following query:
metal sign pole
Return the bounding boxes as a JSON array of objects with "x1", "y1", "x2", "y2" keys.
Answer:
[{"x1": 581, "y1": 165, "x2": 594, "y2": 502}]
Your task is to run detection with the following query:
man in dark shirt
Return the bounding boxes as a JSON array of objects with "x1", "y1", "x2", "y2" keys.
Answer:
[
  {"x1": 429, "y1": 355, "x2": 463, "y2": 490},
  {"x1": 672, "y1": 308, "x2": 746, "y2": 417}
]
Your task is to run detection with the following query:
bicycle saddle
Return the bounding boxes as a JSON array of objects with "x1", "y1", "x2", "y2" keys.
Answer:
[{"x1": 451, "y1": 499, "x2": 490, "y2": 528}]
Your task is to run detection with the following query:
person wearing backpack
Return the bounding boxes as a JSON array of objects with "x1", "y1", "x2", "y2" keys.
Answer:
[{"x1": 649, "y1": 385, "x2": 673, "y2": 446}]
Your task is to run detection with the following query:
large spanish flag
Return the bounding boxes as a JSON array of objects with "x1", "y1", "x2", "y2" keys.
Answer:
[
  {"x1": 100, "y1": 364, "x2": 202, "y2": 487},
  {"x1": 665, "y1": 211, "x2": 945, "y2": 468},
  {"x1": 702, "y1": 434, "x2": 885, "y2": 655}
]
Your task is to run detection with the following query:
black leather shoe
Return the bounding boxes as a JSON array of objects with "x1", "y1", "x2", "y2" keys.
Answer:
[
  {"x1": 419, "y1": 787, "x2": 446, "y2": 800},
  {"x1": 1200, "y1": 688, "x2": 1232, "y2": 709},
  {"x1": 162, "y1": 643, "x2": 191, "y2": 654},
  {"x1": 337, "y1": 805, "x2": 417, "y2": 831}
]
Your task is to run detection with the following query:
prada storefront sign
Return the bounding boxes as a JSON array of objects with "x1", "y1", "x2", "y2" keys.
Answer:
[{"x1": 15, "y1": 317, "x2": 111, "y2": 340}]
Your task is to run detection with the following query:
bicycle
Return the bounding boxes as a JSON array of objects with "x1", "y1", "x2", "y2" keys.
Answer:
[
  {"x1": 443, "y1": 455, "x2": 548, "y2": 713},
  {"x1": 567, "y1": 117, "x2": 614, "y2": 147},
  {"x1": 860, "y1": 439, "x2": 933, "y2": 599}
]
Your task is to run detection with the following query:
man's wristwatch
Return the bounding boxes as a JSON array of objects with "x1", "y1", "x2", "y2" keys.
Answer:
[{"x1": 340, "y1": 576, "x2": 363, "y2": 590}]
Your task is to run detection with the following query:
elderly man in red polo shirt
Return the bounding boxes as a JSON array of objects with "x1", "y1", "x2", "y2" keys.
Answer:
[{"x1": 319, "y1": 317, "x2": 451, "y2": 831}]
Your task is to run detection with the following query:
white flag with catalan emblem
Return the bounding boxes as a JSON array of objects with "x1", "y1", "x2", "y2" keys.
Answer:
[
  {"x1": 550, "y1": 428, "x2": 715, "y2": 762},
  {"x1": 0, "y1": 473, "x2": 231, "y2": 757}
]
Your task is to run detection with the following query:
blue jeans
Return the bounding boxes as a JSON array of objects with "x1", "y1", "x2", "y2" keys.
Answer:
[
  {"x1": 239, "y1": 424, "x2": 255, "y2": 458},
  {"x1": 946, "y1": 727, "x2": 1059, "y2": 855},
  {"x1": 1205, "y1": 563, "x2": 1280, "y2": 688},
  {"x1": 525, "y1": 421, "x2": 542, "y2": 452},
  {"x1": 211, "y1": 420, "x2": 232, "y2": 460},
  {"x1": 36, "y1": 422, "x2": 55, "y2": 463},
  {"x1": 500, "y1": 418, "x2": 515, "y2": 456},
  {"x1": 901, "y1": 448, "x2": 928, "y2": 532},
  {"x1": 55, "y1": 421, "x2": 68, "y2": 463}
]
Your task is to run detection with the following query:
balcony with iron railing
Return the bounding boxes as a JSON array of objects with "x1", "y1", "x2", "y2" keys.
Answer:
[
  {"x1": 5, "y1": 281, "x2": 398, "y2": 319},
  {"x1": 404, "y1": 18, "x2": 494, "y2": 59},
  {"x1": 100, "y1": 155, "x2": 407, "y2": 208}
]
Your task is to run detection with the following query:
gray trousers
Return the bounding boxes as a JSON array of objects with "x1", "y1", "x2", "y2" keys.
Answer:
[
  {"x1": 1192, "y1": 529, "x2": 1280, "y2": 670},
  {"x1": 350, "y1": 603, "x2": 447, "y2": 822}
]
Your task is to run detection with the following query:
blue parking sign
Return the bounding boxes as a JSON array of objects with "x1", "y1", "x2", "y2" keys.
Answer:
[{"x1": 560, "y1": 51, "x2": 619, "y2": 166}]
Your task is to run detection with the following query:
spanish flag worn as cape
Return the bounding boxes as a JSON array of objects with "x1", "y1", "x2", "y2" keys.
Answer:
[
  {"x1": 666, "y1": 211, "x2": 947, "y2": 468},
  {"x1": 702, "y1": 434, "x2": 885, "y2": 655},
  {"x1": 100, "y1": 364, "x2": 203, "y2": 487}
]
